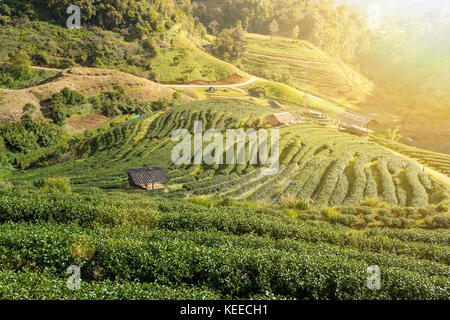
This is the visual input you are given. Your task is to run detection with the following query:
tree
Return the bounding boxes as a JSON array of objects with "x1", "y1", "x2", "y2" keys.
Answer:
[
  {"x1": 208, "y1": 20, "x2": 220, "y2": 36},
  {"x1": 269, "y1": 19, "x2": 279, "y2": 38},
  {"x1": 8, "y1": 50, "x2": 32, "y2": 78},
  {"x1": 292, "y1": 25, "x2": 300, "y2": 39},
  {"x1": 386, "y1": 126, "x2": 402, "y2": 142},
  {"x1": 213, "y1": 23, "x2": 246, "y2": 61},
  {"x1": 231, "y1": 21, "x2": 246, "y2": 58}
]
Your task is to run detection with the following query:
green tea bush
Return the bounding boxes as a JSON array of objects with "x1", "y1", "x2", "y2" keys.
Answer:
[
  {"x1": 0, "y1": 223, "x2": 447, "y2": 300},
  {"x1": 0, "y1": 193, "x2": 96, "y2": 225}
]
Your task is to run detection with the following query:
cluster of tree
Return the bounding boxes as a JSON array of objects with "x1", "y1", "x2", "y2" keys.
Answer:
[
  {"x1": 47, "y1": 87, "x2": 86, "y2": 125},
  {"x1": 0, "y1": 49, "x2": 37, "y2": 89},
  {"x1": 0, "y1": 0, "x2": 195, "y2": 39},
  {"x1": 193, "y1": 0, "x2": 371, "y2": 62},
  {"x1": 212, "y1": 21, "x2": 246, "y2": 61},
  {"x1": 90, "y1": 89, "x2": 174, "y2": 117},
  {"x1": 45, "y1": 87, "x2": 174, "y2": 125},
  {"x1": 0, "y1": 104, "x2": 60, "y2": 156}
]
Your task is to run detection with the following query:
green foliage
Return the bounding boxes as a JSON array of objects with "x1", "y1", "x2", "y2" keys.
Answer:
[
  {"x1": 193, "y1": 0, "x2": 371, "y2": 62},
  {"x1": 1, "y1": 0, "x2": 194, "y2": 36},
  {"x1": 40, "y1": 176, "x2": 71, "y2": 194},
  {"x1": 213, "y1": 22, "x2": 246, "y2": 61},
  {"x1": 0, "y1": 114, "x2": 60, "y2": 157},
  {"x1": 7, "y1": 49, "x2": 32, "y2": 78}
]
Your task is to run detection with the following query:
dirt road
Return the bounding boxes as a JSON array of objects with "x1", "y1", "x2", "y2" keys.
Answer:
[{"x1": 161, "y1": 77, "x2": 263, "y2": 89}]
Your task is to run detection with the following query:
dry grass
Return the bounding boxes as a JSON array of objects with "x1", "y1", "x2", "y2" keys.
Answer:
[{"x1": 0, "y1": 67, "x2": 179, "y2": 122}]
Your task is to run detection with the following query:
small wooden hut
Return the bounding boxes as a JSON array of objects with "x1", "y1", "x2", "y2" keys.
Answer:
[{"x1": 125, "y1": 168, "x2": 170, "y2": 190}]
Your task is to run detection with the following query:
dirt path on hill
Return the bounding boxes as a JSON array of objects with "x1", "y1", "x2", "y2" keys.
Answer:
[
  {"x1": 161, "y1": 77, "x2": 263, "y2": 88},
  {"x1": 32, "y1": 66, "x2": 64, "y2": 72}
]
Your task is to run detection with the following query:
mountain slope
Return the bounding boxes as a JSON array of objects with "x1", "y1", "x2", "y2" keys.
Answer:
[
  {"x1": 0, "y1": 67, "x2": 177, "y2": 122},
  {"x1": 242, "y1": 33, "x2": 374, "y2": 104},
  {"x1": 8, "y1": 99, "x2": 444, "y2": 208}
]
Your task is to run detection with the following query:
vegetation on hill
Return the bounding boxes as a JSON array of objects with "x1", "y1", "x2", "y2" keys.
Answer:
[
  {"x1": 7, "y1": 100, "x2": 447, "y2": 209},
  {"x1": 193, "y1": 0, "x2": 372, "y2": 63},
  {"x1": 243, "y1": 34, "x2": 373, "y2": 102},
  {"x1": 0, "y1": 187, "x2": 448, "y2": 299},
  {"x1": 0, "y1": 0, "x2": 195, "y2": 36},
  {"x1": 0, "y1": 0, "x2": 449, "y2": 301}
]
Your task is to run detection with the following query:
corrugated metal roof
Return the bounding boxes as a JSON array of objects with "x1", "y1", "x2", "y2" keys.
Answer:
[
  {"x1": 268, "y1": 100, "x2": 282, "y2": 109},
  {"x1": 126, "y1": 168, "x2": 170, "y2": 185},
  {"x1": 267, "y1": 112, "x2": 296, "y2": 124},
  {"x1": 337, "y1": 110, "x2": 379, "y2": 127}
]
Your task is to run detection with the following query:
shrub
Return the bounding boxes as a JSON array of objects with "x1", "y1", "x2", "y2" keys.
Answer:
[
  {"x1": 419, "y1": 207, "x2": 435, "y2": 217},
  {"x1": 285, "y1": 208, "x2": 299, "y2": 219},
  {"x1": 219, "y1": 197, "x2": 236, "y2": 207},
  {"x1": 377, "y1": 208, "x2": 390, "y2": 217},
  {"x1": 0, "y1": 180, "x2": 12, "y2": 191},
  {"x1": 363, "y1": 214, "x2": 376, "y2": 224},
  {"x1": 40, "y1": 177, "x2": 71, "y2": 194},
  {"x1": 436, "y1": 204, "x2": 448, "y2": 213},
  {"x1": 361, "y1": 197, "x2": 383, "y2": 208},
  {"x1": 425, "y1": 215, "x2": 450, "y2": 229}
]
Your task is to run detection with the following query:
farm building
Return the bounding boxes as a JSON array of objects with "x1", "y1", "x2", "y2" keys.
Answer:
[
  {"x1": 308, "y1": 110, "x2": 326, "y2": 119},
  {"x1": 337, "y1": 110, "x2": 380, "y2": 135},
  {"x1": 125, "y1": 168, "x2": 170, "y2": 190},
  {"x1": 268, "y1": 100, "x2": 283, "y2": 109},
  {"x1": 248, "y1": 87, "x2": 266, "y2": 98},
  {"x1": 265, "y1": 112, "x2": 296, "y2": 126}
]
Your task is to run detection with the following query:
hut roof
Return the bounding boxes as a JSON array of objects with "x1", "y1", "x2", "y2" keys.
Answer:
[
  {"x1": 268, "y1": 100, "x2": 282, "y2": 109},
  {"x1": 337, "y1": 110, "x2": 380, "y2": 128},
  {"x1": 125, "y1": 168, "x2": 170, "y2": 185},
  {"x1": 266, "y1": 112, "x2": 296, "y2": 125}
]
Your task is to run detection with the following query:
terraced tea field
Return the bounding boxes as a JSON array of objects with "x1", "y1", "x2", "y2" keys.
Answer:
[
  {"x1": 242, "y1": 34, "x2": 374, "y2": 103},
  {"x1": 371, "y1": 136, "x2": 450, "y2": 178},
  {"x1": 8, "y1": 99, "x2": 442, "y2": 209}
]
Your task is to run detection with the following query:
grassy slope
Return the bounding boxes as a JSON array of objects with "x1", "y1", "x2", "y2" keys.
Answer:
[
  {"x1": 0, "y1": 67, "x2": 177, "y2": 122},
  {"x1": 242, "y1": 33, "x2": 374, "y2": 104},
  {"x1": 153, "y1": 28, "x2": 246, "y2": 83}
]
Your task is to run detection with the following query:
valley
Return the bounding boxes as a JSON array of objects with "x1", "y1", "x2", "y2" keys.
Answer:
[{"x1": 0, "y1": 0, "x2": 448, "y2": 302}]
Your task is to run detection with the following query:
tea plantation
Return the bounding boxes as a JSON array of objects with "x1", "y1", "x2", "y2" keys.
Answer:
[{"x1": 1, "y1": 99, "x2": 449, "y2": 299}]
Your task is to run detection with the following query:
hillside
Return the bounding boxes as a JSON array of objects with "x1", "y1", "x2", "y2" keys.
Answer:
[
  {"x1": 242, "y1": 34, "x2": 374, "y2": 104},
  {"x1": 0, "y1": 67, "x2": 177, "y2": 122},
  {"x1": 0, "y1": 0, "x2": 449, "y2": 302},
  {"x1": 8, "y1": 99, "x2": 445, "y2": 209}
]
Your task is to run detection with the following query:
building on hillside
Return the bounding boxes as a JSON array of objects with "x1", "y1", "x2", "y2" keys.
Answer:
[
  {"x1": 248, "y1": 87, "x2": 266, "y2": 98},
  {"x1": 268, "y1": 100, "x2": 283, "y2": 109},
  {"x1": 308, "y1": 110, "x2": 326, "y2": 119},
  {"x1": 125, "y1": 168, "x2": 170, "y2": 190},
  {"x1": 265, "y1": 112, "x2": 296, "y2": 126},
  {"x1": 337, "y1": 110, "x2": 380, "y2": 135}
]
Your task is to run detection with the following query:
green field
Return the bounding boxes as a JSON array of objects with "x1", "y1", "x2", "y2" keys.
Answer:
[{"x1": 242, "y1": 34, "x2": 374, "y2": 104}]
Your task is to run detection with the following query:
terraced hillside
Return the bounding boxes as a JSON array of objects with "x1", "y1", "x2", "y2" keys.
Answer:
[
  {"x1": 8, "y1": 99, "x2": 443, "y2": 208},
  {"x1": 371, "y1": 136, "x2": 450, "y2": 179},
  {"x1": 242, "y1": 34, "x2": 374, "y2": 103}
]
